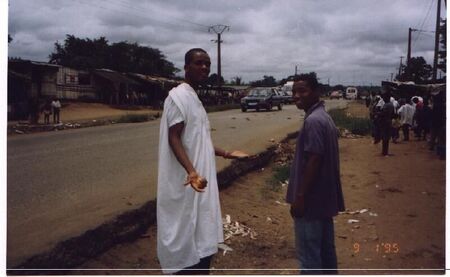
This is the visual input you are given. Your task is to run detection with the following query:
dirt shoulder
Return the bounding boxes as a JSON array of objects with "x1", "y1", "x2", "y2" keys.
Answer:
[{"x1": 73, "y1": 102, "x2": 445, "y2": 275}]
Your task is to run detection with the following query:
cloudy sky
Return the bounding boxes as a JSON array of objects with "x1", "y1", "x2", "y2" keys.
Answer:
[{"x1": 7, "y1": 0, "x2": 446, "y2": 85}]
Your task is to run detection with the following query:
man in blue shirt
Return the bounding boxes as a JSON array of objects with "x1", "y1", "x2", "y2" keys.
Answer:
[{"x1": 286, "y1": 75, "x2": 345, "y2": 274}]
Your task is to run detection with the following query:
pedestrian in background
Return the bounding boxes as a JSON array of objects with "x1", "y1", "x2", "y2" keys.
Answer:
[
  {"x1": 397, "y1": 98, "x2": 415, "y2": 141},
  {"x1": 157, "y1": 48, "x2": 249, "y2": 274},
  {"x1": 286, "y1": 74, "x2": 345, "y2": 274},
  {"x1": 51, "y1": 98, "x2": 61, "y2": 123},
  {"x1": 377, "y1": 92, "x2": 394, "y2": 156},
  {"x1": 42, "y1": 99, "x2": 52, "y2": 125}
]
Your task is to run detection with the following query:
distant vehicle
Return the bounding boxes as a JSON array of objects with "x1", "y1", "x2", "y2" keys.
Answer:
[
  {"x1": 240, "y1": 87, "x2": 283, "y2": 112},
  {"x1": 345, "y1": 87, "x2": 358, "y2": 99},
  {"x1": 329, "y1": 90, "x2": 343, "y2": 99},
  {"x1": 278, "y1": 89, "x2": 293, "y2": 104},
  {"x1": 281, "y1": 81, "x2": 294, "y2": 94}
]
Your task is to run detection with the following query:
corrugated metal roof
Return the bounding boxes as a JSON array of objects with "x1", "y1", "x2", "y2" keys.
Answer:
[{"x1": 93, "y1": 69, "x2": 140, "y2": 85}]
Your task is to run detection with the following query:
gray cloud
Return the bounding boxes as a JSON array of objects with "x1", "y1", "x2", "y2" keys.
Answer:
[{"x1": 7, "y1": 0, "x2": 445, "y2": 85}]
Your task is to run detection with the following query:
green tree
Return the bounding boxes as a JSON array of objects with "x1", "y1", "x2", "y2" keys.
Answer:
[
  {"x1": 397, "y1": 56, "x2": 432, "y2": 84},
  {"x1": 48, "y1": 35, "x2": 179, "y2": 77},
  {"x1": 251, "y1": 75, "x2": 277, "y2": 87},
  {"x1": 207, "y1": 73, "x2": 225, "y2": 86}
]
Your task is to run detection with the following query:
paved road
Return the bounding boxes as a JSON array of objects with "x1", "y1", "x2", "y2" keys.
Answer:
[{"x1": 7, "y1": 100, "x2": 347, "y2": 266}]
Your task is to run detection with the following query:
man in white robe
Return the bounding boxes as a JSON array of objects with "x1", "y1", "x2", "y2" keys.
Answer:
[{"x1": 157, "y1": 48, "x2": 247, "y2": 274}]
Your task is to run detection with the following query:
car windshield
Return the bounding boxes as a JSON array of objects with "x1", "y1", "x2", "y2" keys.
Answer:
[{"x1": 248, "y1": 89, "x2": 271, "y2": 97}]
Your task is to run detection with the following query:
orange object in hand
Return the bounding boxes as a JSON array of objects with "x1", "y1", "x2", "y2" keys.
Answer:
[{"x1": 184, "y1": 172, "x2": 207, "y2": 192}]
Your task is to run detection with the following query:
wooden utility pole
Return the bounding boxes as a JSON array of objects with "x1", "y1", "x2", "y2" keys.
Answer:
[
  {"x1": 407, "y1": 28, "x2": 413, "y2": 65},
  {"x1": 399, "y1": 56, "x2": 404, "y2": 77},
  {"x1": 432, "y1": 0, "x2": 442, "y2": 81},
  {"x1": 209, "y1": 25, "x2": 230, "y2": 88}
]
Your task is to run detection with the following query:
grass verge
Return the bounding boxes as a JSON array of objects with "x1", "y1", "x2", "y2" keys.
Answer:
[{"x1": 328, "y1": 108, "x2": 371, "y2": 136}]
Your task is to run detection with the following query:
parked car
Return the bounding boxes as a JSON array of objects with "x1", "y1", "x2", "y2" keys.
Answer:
[
  {"x1": 329, "y1": 90, "x2": 343, "y2": 99},
  {"x1": 240, "y1": 87, "x2": 283, "y2": 112},
  {"x1": 278, "y1": 89, "x2": 293, "y2": 104}
]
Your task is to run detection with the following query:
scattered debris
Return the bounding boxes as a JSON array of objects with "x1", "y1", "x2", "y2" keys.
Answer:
[
  {"x1": 348, "y1": 219, "x2": 360, "y2": 224},
  {"x1": 269, "y1": 138, "x2": 275, "y2": 143},
  {"x1": 339, "y1": 128, "x2": 363, "y2": 139},
  {"x1": 223, "y1": 214, "x2": 257, "y2": 241},
  {"x1": 231, "y1": 117, "x2": 236, "y2": 120},
  {"x1": 352, "y1": 225, "x2": 361, "y2": 229},
  {"x1": 246, "y1": 117, "x2": 250, "y2": 121},
  {"x1": 339, "y1": 208, "x2": 370, "y2": 215},
  {"x1": 14, "y1": 130, "x2": 25, "y2": 134},
  {"x1": 275, "y1": 200, "x2": 288, "y2": 206},
  {"x1": 369, "y1": 212, "x2": 378, "y2": 217},
  {"x1": 338, "y1": 235, "x2": 347, "y2": 239},
  {"x1": 211, "y1": 128, "x2": 217, "y2": 131},
  {"x1": 218, "y1": 243, "x2": 233, "y2": 256},
  {"x1": 266, "y1": 217, "x2": 272, "y2": 222},
  {"x1": 230, "y1": 126, "x2": 236, "y2": 129}
]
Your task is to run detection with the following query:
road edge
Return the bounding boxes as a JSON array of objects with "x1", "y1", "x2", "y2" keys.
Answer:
[{"x1": 8, "y1": 131, "x2": 299, "y2": 273}]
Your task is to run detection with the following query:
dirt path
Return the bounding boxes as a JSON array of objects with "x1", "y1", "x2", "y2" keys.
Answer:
[{"x1": 74, "y1": 102, "x2": 445, "y2": 275}]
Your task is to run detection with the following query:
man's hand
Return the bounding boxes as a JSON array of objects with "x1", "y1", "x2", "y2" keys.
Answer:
[
  {"x1": 184, "y1": 172, "x2": 207, "y2": 192},
  {"x1": 290, "y1": 195, "x2": 305, "y2": 218},
  {"x1": 225, "y1": 150, "x2": 252, "y2": 159}
]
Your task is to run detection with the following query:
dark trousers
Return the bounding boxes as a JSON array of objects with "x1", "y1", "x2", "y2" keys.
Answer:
[
  {"x1": 53, "y1": 108, "x2": 60, "y2": 123},
  {"x1": 402, "y1": 124, "x2": 410, "y2": 141},
  {"x1": 380, "y1": 125, "x2": 391, "y2": 156},
  {"x1": 175, "y1": 255, "x2": 213, "y2": 275}
]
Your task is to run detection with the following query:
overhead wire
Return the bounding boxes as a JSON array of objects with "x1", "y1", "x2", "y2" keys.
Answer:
[
  {"x1": 74, "y1": 0, "x2": 207, "y2": 34},
  {"x1": 414, "y1": 0, "x2": 436, "y2": 43},
  {"x1": 110, "y1": 0, "x2": 210, "y2": 29}
]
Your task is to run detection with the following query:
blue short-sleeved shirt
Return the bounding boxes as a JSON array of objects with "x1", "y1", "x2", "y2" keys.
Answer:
[{"x1": 286, "y1": 101, "x2": 345, "y2": 219}]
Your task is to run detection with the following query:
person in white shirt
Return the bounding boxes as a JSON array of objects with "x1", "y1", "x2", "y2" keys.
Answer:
[
  {"x1": 397, "y1": 98, "x2": 415, "y2": 141},
  {"x1": 157, "y1": 48, "x2": 249, "y2": 274},
  {"x1": 51, "y1": 98, "x2": 61, "y2": 123}
]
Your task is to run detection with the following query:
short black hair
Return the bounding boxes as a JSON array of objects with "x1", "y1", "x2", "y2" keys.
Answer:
[
  {"x1": 185, "y1": 48, "x2": 207, "y2": 66},
  {"x1": 293, "y1": 74, "x2": 319, "y2": 91}
]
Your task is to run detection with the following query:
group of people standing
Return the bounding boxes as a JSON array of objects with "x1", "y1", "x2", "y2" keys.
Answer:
[
  {"x1": 157, "y1": 48, "x2": 345, "y2": 274},
  {"x1": 367, "y1": 90, "x2": 445, "y2": 158},
  {"x1": 41, "y1": 98, "x2": 61, "y2": 124}
]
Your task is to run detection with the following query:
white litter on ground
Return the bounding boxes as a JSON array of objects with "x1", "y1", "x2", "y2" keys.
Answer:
[{"x1": 223, "y1": 214, "x2": 257, "y2": 241}]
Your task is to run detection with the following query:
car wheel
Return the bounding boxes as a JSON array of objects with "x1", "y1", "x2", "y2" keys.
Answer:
[
  {"x1": 278, "y1": 103, "x2": 282, "y2": 110},
  {"x1": 241, "y1": 107, "x2": 247, "y2": 112}
]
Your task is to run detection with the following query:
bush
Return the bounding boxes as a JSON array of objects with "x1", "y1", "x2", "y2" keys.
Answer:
[
  {"x1": 264, "y1": 164, "x2": 291, "y2": 193},
  {"x1": 328, "y1": 109, "x2": 372, "y2": 135},
  {"x1": 117, "y1": 114, "x2": 153, "y2": 123},
  {"x1": 204, "y1": 103, "x2": 240, "y2": 113}
]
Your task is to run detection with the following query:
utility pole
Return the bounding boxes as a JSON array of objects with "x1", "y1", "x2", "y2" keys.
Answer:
[
  {"x1": 432, "y1": 0, "x2": 442, "y2": 81},
  {"x1": 407, "y1": 28, "x2": 415, "y2": 65},
  {"x1": 295, "y1": 65, "x2": 298, "y2": 76},
  {"x1": 209, "y1": 25, "x2": 230, "y2": 88},
  {"x1": 398, "y1": 56, "x2": 404, "y2": 77}
]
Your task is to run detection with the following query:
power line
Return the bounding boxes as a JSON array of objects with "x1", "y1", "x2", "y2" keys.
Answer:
[
  {"x1": 75, "y1": 0, "x2": 206, "y2": 34},
  {"x1": 414, "y1": 0, "x2": 436, "y2": 43},
  {"x1": 109, "y1": 0, "x2": 209, "y2": 29}
]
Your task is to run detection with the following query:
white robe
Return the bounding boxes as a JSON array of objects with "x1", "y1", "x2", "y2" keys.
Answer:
[{"x1": 157, "y1": 83, "x2": 223, "y2": 273}]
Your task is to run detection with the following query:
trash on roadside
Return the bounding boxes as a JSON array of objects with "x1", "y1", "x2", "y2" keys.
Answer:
[
  {"x1": 348, "y1": 219, "x2": 360, "y2": 224},
  {"x1": 352, "y1": 225, "x2": 360, "y2": 229},
  {"x1": 275, "y1": 200, "x2": 288, "y2": 206},
  {"x1": 218, "y1": 243, "x2": 233, "y2": 256},
  {"x1": 337, "y1": 235, "x2": 347, "y2": 239},
  {"x1": 270, "y1": 138, "x2": 275, "y2": 143},
  {"x1": 339, "y1": 208, "x2": 370, "y2": 215},
  {"x1": 369, "y1": 212, "x2": 378, "y2": 217},
  {"x1": 266, "y1": 217, "x2": 272, "y2": 222},
  {"x1": 223, "y1": 214, "x2": 257, "y2": 241},
  {"x1": 14, "y1": 130, "x2": 24, "y2": 134}
]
